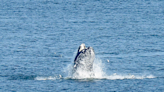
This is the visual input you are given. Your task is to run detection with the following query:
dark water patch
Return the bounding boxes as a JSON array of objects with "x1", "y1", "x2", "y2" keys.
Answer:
[
  {"x1": 156, "y1": 76, "x2": 164, "y2": 79},
  {"x1": 61, "y1": 88, "x2": 69, "y2": 91},
  {"x1": 8, "y1": 74, "x2": 37, "y2": 80},
  {"x1": 157, "y1": 68, "x2": 164, "y2": 71},
  {"x1": 100, "y1": 52, "x2": 164, "y2": 59},
  {"x1": 0, "y1": 74, "x2": 9, "y2": 77},
  {"x1": 61, "y1": 60, "x2": 71, "y2": 63},
  {"x1": 96, "y1": 35, "x2": 111, "y2": 39},
  {"x1": 143, "y1": 48, "x2": 163, "y2": 53},
  {"x1": 149, "y1": 34, "x2": 164, "y2": 38},
  {"x1": 53, "y1": 54, "x2": 63, "y2": 58},
  {"x1": 96, "y1": 52, "x2": 120, "y2": 55},
  {"x1": 109, "y1": 52, "x2": 120, "y2": 55}
]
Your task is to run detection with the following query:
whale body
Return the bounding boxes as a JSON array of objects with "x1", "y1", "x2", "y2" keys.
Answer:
[{"x1": 73, "y1": 43, "x2": 95, "y2": 76}]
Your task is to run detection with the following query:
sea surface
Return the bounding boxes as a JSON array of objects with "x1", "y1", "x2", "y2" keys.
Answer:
[{"x1": 0, "y1": 0, "x2": 164, "y2": 92}]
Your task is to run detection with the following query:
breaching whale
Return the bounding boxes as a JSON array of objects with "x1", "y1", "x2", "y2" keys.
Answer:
[{"x1": 73, "y1": 43, "x2": 95, "y2": 76}]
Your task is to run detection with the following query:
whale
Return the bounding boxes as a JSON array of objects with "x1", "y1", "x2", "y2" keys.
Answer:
[{"x1": 73, "y1": 43, "x2": 95, "y2": 76}]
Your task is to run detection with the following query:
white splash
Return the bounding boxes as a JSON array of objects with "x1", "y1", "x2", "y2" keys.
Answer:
[
  {"x1": 92, "y1": 58, "x2": 105, "y2": 78},
  {"x1": 35, "y1": 58, "x2": 155, "y2": 81},
  {"x1": 65, "y1": 57, "x2": 155, "y2": 80},
  {"x1": 66, "y1": 58, "x2": 105, "y2": 79}
]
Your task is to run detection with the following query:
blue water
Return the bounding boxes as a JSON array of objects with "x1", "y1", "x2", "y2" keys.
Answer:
[{"x1": 0, "y1": 0, "x2": 164, "y2": 92}]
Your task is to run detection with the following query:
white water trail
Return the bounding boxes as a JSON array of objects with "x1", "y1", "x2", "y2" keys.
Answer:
[
  {"x1": 35, "y1": 75, "x2": 62, "y2": 80},
  {"x1": 104, "y1": 73, "x2": 155, "y2": 80}
]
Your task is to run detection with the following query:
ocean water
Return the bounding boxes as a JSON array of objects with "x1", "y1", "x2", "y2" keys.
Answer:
[{"x1": 0, "y1": 0, "x2": 164, "y2": 92}]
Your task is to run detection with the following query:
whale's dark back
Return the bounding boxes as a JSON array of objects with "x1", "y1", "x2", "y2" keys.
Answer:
[{"x1": 73, "y1": 47, "x2": 95, "y2": 72}]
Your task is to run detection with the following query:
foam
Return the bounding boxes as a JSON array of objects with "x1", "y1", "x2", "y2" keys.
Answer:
[
  {"x1": 35, "y1": 75, "x2": 62, "y2": 80},
  {"x1": 104, "y1": 73, "x2": 155, "y2": 80}
]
